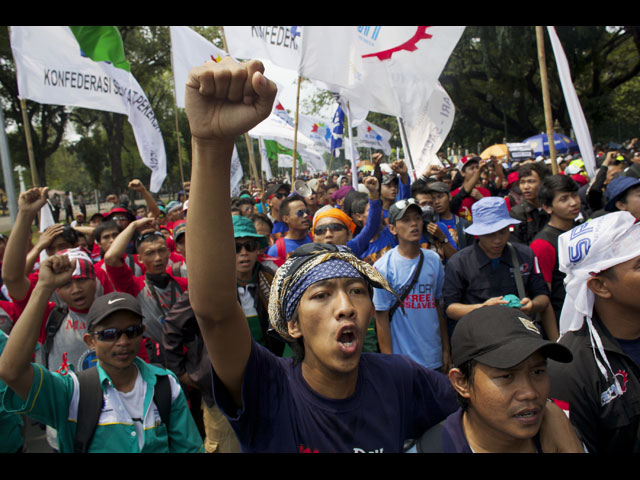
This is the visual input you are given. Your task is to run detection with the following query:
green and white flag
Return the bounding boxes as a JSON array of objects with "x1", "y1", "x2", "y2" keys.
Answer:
[{"x1": 10, "y1": 26, "x2": 167, "y2": 192}]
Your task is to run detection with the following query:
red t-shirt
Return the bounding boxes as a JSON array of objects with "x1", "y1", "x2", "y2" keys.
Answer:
[
  {"x1": 450, "y1": 186, "x2": 491, "y2": 222},
  {"x1": 529, "y1": 238, "x2": 556, "y2": 284}
]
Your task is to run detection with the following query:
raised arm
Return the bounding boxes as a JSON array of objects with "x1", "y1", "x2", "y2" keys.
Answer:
[
  {"x1": 2, "y1": 187, "x2": 49, "y2": 302},
  {"x1": 128, "y1": 179, "x2": 161, "y2": 219},
  {"x1": 24, "y1": 223, "x2": 65, "y2": 276},
  {"x1": 185, "y1": 57, "x2": 277, "y2": 407},
  {"x1": 0, "y1": 255, "x2": 75, "y2": 400},
  {"x1": 104, "y1": 217, "x2": 155, "y2": 267}
]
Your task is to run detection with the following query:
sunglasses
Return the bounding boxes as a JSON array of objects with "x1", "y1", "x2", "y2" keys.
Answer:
[
  {"x1": 393, "y1": 198, "x2": 419, "y2": 209},
  {"x1": 295, "y1": 209, "x2": 311, "y2": 218},
  {"x1": 235, "y1": 239, "x2": 260, "y2": 253},
  {"x1": 314, "y1": 223, "x2": 347, "y2": 236},
  {"x1": 91, "y1": 324, "x2": 144, "y2": 342}
]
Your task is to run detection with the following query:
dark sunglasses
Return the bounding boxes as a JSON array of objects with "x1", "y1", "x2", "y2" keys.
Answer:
[
  {"x1": 235, "y1": 239, "x2": 260, "y2": 253},
  {"x1": 295, "y1": 209, "x2": 311, "y2": 218},
  {"x1": 314, "y1": 223, "x2": 347, "y2": 235},
  {"x1": 91, "y1": 324, "x2": 144, "y2": 342}
]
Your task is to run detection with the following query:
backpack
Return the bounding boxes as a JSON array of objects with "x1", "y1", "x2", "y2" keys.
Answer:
[
  {"x1": 73, "y1": 367, "x2": 172, "y2": 453},
  {"x1": 42, "y1": 305, "x2": 69, "y2": 369}
]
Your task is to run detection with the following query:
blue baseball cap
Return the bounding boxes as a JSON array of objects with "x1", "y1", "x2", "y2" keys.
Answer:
[
  {"x1": 605, "y1": 176, "x2": 640, "y2": 212},
  {"x1": 463, "y1": 196, "x2": 521, "y2": 236}
]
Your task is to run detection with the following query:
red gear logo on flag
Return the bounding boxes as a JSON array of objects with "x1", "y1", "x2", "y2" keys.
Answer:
[{"x1": 362, "y1": 26, "x2": 433, "y2": 61}]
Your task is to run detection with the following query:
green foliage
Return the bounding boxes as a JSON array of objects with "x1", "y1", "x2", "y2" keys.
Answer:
[{"x1": 2, "y1": 25, "x2": 640, "y2": 197}]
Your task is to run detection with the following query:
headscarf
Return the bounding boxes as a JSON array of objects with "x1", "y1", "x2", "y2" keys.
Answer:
[
  {"x1": 558, "y1": 211, "x2": 640, "y2": 392},
  {"x1": 312, "y1": 207, "x2": 357, "y2": 235},
  {"x1": 268, "y1": 243, "x2": 398, "y2": 341},
  {"x1": 330, "y1": 185, "x2": 354, "y2": 202},
  {"x1": 56, "y1": 247, "x2": 96, "y2": 281}
]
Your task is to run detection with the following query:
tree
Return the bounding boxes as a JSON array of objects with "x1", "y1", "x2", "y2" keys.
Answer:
[
  {"x1": 1, "y1": 27, "x2": 69, "y2": 188},
  {"x1": 439, "y1": 26, "x2": 640, "y2": 148}
]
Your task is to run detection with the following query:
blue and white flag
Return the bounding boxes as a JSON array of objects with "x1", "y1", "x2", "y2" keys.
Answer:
[{"x1": 330, "y1": 104, "x2": 344, "y2": 157}]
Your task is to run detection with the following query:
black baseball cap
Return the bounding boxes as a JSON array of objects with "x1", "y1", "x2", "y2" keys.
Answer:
[
  {"x1": 87, "y1": 292, "x2": 143, "y2": 332},
  {"x1": 451, "y1": 306, "x2": 572, "y2": 369},
  {"x1": 425, "y1": 181, "x2": 450, "y2": 193}
]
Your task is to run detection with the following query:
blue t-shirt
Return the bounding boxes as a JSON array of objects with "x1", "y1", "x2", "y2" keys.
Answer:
[
  {"x1": 212, "y1": 340, "x2": 458, "y2": 453},
  {"x1": 266, "y1": 236, "x2": 312, "y2": 261},
  {"x1": 372, "y1": 247, "x2": 446, "y2": 370},
  {"x1": 360, "y1": 227, "x2": 398, "y2": 265}
]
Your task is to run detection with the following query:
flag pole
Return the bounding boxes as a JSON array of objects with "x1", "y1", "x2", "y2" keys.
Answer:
[
  {"x1": 536, "y1": 26, "x2": 559, "y2": 175},
  {"x1": 291, "y1": 75, "x2": 302, "y2": 181},
  {"x1": 397, "y1": 116, "x2": 417, "y2": 180},
  {"x1": 168, "y1": 27, "x2": 186, "y2": 191},
  {"x1": 19, "y1": 99, "x2": 39, "y2": 187},
  {"x1": 221, "y1": 27, "x2": 260, "y2": 191}
]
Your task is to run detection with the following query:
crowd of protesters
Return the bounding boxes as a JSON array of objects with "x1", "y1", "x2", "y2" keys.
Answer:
[{"x1": 0, "y1": 58, "x2": 639, "y2": 453}]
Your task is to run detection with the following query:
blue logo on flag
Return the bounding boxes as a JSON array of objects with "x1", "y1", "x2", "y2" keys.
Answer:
[{"x1": 331, "y1": 105, "x2": 344, "y2": 156}]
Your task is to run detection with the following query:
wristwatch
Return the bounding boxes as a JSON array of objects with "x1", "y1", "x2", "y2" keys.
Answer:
[{"x1": 441, "y1": 237, "x2": 449, "y2": 244}]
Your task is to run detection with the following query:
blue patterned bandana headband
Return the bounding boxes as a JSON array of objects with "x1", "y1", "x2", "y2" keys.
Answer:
[
  {"x1": 268, "y1": 243, "x2": 399, "y2": 342},
  {"x1": 283, "y1": 259, "x2": 363, "y2": 324}
]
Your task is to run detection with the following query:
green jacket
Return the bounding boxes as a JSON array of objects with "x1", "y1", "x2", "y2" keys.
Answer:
[{"x1": 1, "y1": 356, "x2": 203, "y2": 453}]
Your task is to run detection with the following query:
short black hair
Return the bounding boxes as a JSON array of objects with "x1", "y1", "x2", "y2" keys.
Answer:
[
  {"x1": 346, "y1": 192, "x2": 369, "y2": 217},
  {"x1": 234, "y1": 196, "x2": 255, "y2": 208},
  {"x1": 538, "y1": 174, "x2": 579, "y2": 208},
  {"x1": 94, "y1": 220, "x2": 122, "y2": 243},
  {"x1": 455, "y1": 359, "x2": 478, "y2": 412},
  {"x1": 280, "y1": 194, "x2": 305, "y2": 217},
  {"x1": 45, "y1": 224, "x2": 78, "y2": 246},
  {"x1": 249, "y1": 212, "x2": 273, "y2": 231},
  {"x1": 135, "y1": 231, "x2": 165, "y2": 252},
  {"x1": 518, "y1": 162, "x2": 549, "y2": 182}
]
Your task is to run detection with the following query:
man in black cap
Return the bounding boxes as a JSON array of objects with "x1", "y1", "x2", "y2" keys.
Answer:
[
  {"x1": 413, "y1": 305, "x2": 582, "y2": 453},
  {"x1": 0, "y1": 256, "x2": 202, "y2": 453}
]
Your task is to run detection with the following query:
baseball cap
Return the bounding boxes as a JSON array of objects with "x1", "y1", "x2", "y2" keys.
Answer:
[
  {"x1": 106, "y1": 207, "x2": 135, "y2": 222},
  {"x1": 388, "y1": 198, "x2": 422, "y2": 224},
  {"x1": 266, "y1": 183, "x2": 291, "y2": 199},
  {"x1": 463, "y1": 196, "x2": 520, "y2": 236},
  {"x1": 451, "y1": 305, "x2": 573, "y2": 369},
  {"x1": 605, "y1": 175, "x2": 640, "y2": 211},
  {"x1": 381, "y1": 173, "x2": 399, "y2": 185},
  {"x1": 457, "y1": 155, "x2": 480, "y2": 172},
  {"x1": 173, "y1": 220, "x2": 186, "y2": 242},
  {"x1": 87, "y1": 292, "x2": 143, "y2": 332},
  {"x1": 425, "y1": 181, "x2": 450, "y2": 194}
]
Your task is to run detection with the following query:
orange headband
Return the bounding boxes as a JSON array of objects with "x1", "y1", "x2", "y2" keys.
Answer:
[{"x1": 313, "y1": 208, "x2": 356, "y2": 235}]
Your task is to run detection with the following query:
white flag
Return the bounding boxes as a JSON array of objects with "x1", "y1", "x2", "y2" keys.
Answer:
[
  {"x1": 258, "y1": 137, "x2": 274, "y2": 180},
  {"x1": 170, "y1": 26, "x2": 227, "y2": 109},
  {"x1": 10, "y1": 26, "x2": 167, "y2": 193},
  {"x1": 404, "y1": 82, "x2": 455, "y2": 178},
  {"x1": 355, "y1": 120, "x2": 392, "y2": 155},
  {"x1": 230, "y1": 147, "x2": 243, "y2": 197},
  {"x1": 249, "y1": 102, "x2": 314, "y2": 147},
  {"x1": 297, "y1": 114, "x2": 333, "y2": 153},
  {"x1": 547, "y1": 26, "x2": 596, "y2": 178},
  {"x1": 278, "y1": 154, "x2": 293, "y2": 168},
  {"x1": 224, "y1": 26, "x2": 303, "y2": 70},
  {"x1": 299, "y1": 26, "x2": 464, "y2": 127}
]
